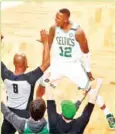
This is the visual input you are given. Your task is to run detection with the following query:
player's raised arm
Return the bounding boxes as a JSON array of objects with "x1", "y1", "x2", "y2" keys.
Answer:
[
  {"x1": 75, "y1": 27, "x2": 94, "y2": 81},
  {"x1": 40, "y1": 30, "x2": 50, "y2": 72},
  {"x1": 48, "y1": 25, "x2": 55, "y2": 49}
]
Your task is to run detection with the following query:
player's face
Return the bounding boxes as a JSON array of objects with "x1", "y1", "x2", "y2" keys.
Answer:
[{"x1": 55, "y1": 12, "x2": 66, "y2": 27}]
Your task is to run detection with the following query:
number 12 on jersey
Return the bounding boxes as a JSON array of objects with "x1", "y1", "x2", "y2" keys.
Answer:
[{"x1": 59, "y1": 47, "x2": 72, "y2": 57}]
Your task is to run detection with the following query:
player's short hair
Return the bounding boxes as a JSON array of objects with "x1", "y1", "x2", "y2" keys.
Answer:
[
  {"x1": 59, "y1": 8, "x2": 70, "y2": 18},
  {"x1": 29, "y1": 98, "x2": 46, "y2": 121}
]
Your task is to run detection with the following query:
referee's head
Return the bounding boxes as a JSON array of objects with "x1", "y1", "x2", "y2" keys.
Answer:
[
  {"x1": 13, "y1": 52, "x2": 28, "y2": 73},
  {"x1": 29, "y1": 98, "x2": 46, "y2": 121}
]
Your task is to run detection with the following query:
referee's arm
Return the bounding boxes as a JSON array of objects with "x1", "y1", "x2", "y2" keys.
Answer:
[
  {"x1": 25, "y1": 30, "x2": 50, "y2": 85},
  {"x1": 39, "y1": 30, "x2": 50, "y2": 72},
  {"x1": 1, "y1": 61, "x2": 13, "y2": 81}
]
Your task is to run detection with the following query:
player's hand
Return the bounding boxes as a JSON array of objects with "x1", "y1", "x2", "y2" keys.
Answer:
[
  {"x1": 37, "y1": 30, "x2": 48, "y2": 44},
  {"x1": 87, "y1": 72, "x2": 94, "y2": 81}
]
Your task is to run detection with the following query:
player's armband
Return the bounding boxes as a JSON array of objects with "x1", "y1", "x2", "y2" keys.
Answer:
[
  {"x1": 83, "y1": 52, "x2": 91, "y2": 72},
  {"x1": 36, "y1": 76, "x2": 46, "y2": 87}
]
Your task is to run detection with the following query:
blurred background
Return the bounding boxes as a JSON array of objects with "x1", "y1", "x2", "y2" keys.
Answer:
[{"x1": 1, "y1": 1, "x2": 115, "y2": 134}]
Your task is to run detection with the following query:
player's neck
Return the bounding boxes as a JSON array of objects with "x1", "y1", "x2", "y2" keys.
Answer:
[{"x1": 61, "y1": 21, "x2": 71, "y2": 32}]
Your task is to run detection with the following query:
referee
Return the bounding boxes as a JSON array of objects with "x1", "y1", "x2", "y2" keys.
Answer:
[{"x1": 1, "y1": 30, "x2": 50, "y2": 134}]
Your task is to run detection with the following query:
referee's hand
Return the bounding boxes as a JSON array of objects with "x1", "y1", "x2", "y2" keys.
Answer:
[{"x1": 37, "y1": 29, "x2": 48, "y2": 44}]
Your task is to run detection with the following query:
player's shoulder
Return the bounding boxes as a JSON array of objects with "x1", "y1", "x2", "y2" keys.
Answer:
[{"x1": 75, "y1": 26, "x2": 85, "y2": 37}]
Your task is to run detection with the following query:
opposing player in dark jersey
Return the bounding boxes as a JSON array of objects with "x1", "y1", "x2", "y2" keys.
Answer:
[{"x1": 1, "y1": 30, "x2": 50, "y2": 134}]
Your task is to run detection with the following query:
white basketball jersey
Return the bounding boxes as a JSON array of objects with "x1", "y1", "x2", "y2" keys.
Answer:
[{"x1": 51, "y1": 22, "x2": 83, "y2": 63}]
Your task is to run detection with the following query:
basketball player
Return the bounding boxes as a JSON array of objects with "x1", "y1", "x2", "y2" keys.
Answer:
[
  {"x1": 1, "y1": 30, "x2": 50, "y2": 134},
  {"x1": 36, "y1": 9, "x2": 115, "y2": 129}
]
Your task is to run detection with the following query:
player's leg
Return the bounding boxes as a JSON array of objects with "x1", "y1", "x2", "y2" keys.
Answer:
[
  {"x1": 36, "y1": 68, "x2": 51, "y2": 98},
  {"x1": 1, "y1": 118, "x2": 16, "y2": 134},
  {"x1": 36, "y1": 65, "x2": 61, "y2": 98},
  {"x1": 96, "y1": 95, "x2": 115, "y2": 129},
  {"x1": 36, "y1": 84, "x2": 45, "y2": 98},
  {"x1": 86, "y1": 75, "x2": 115, "y2": 129},
  {"x1": 64, "y1": 63, "x2": 90, "y2": 90},
  {"x1": 88, "y1": 78, "x2": 115, "y2": 129},
  {"x1": 63, "y1": 62, "x2": 90, "y2": 103},
  {"x1": 36, "y1": 76, "x2": 61, "y2": 99},
  {"x1": 65, "y1": 62, "x2": 115, "y2": 129}
]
